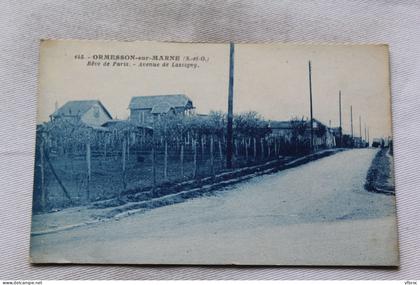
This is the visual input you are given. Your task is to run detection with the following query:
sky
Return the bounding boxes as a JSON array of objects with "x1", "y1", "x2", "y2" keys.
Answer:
[{"x1": 37, "y1": 40, "x2": 392, "y2": 139}]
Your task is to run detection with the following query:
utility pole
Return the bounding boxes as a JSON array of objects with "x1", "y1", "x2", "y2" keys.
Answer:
[
  {"x1": 308, "y1": 61, "x2": 314, "y2": 153},
  {"x1": 339, "y1": 90, "x2": 342, "y2": 147},
  {"x1": 364, "y1": 123, "x2": 367, "y2": 142},
  {"x1": 367, "y1": 127, "x2": 370, "y2": 146},
  {"x1": 350, "y1": 105, "x2": 353, "y2": 138},
  {"x1": 226, "y1": 43, "x2": 235, "y2": 168},
  {"x1": 359, "y1": 115, "x2": 362, "y2": 139}
]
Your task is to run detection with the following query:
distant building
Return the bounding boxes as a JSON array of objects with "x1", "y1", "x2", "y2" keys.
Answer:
[
  {"x1": 269, "y1": 118, "x2": 336, "y2": 149},
  {"x1": 128, "y1": 94, "x2": 194, "y2": 124},
  {"x1": 101, "y1": 119, "x2": 153, "y2": 143},
  {"x1": 352, "y1": 137, "x2": 362, "y2": 148},
  {"x1": 329, "y1": 127, "x2": 342, "y2": 138},
  {"x1": 329, "y1": 127, "x2": 343, "y2": 147},
  {"x1": 269, "y1": 121, "x2": 294, "y2": 142},
  {"x1": 50, "y1": 100, "x2": 112, "y2": 127}
]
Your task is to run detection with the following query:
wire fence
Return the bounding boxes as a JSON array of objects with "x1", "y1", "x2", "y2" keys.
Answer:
[{"x1": 32, "y1": 129, "x2": 300, "y2": 212}]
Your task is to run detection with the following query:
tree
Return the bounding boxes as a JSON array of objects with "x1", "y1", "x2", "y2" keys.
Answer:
[
  {"x1": 290, "y1": 117, "x2": 310, "y2": 154},
  {"x1": 290, "y1": 117, "x2": 307, "y2": 138},
  {"x1": 234, "y1": 111, "x2": 271, "y2": 139}
]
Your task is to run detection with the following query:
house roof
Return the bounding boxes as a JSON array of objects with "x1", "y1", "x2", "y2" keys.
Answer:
[
  {"x1": 52, "y1": 100, "x2": 112, "y2": 119},
  {"x1": 269, "y1": 119, "x2": 329, "y2": 130},
  {"x1": 329, "y1": 127, "x2": 341, "y2": 134},
  {"x1": 269, "y1": 121, "x2": 293, "y2": 129},
  {"x1": 129, "y1": 94, "x2": 192, "y2": 110},
  {"x1": 101, "y1": 119, "x2": 130, "y2": 128}
]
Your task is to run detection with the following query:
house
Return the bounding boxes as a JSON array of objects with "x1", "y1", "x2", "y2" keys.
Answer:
[
  {"x1": 269, "y1": 118, "x2": 336, "y2": 150},
  {"x1": 128, "y1": 94, "x2": 194, "y2": 124},
  {"x1": 353, "y1": 136, "x2": 368, "y2": 148},
  {"x1": 101, "y1": 119, "x2": 153, "y2": 147},
  {"x1": 268, "y1": 121, "x2": 294, "y2": 143},
  {"x1": 101, "y1": 119, "x2": 153, "y2": 138},
  {"x1": 50, "y1": 100, "x2": 112, "y2": 127},
  {"x1": 329, "y1": 127, "x2": 343, "y2": 147},
  {"x1": 329, "y1": 127, "x2": 342, "y2": 138}
]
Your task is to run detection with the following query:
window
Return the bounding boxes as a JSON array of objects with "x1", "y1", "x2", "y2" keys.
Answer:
[{"x1": 138, "y1": 111, "x2": 145, "y2": 122}]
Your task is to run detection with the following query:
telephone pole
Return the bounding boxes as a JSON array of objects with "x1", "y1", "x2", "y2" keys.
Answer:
[
  {"x1": 364, "y1": 123, "x2": 367, "y2": 142},
  {"x1": 226, "y1": 43, "x2": 235, "y2": 169},
  {"x1": 339, "y1": 90, "x2": 342, "y2": 146},
  {"x1": 308, "y1": 61, "x2": 314, "y2": 153},
  {"x1": 350, "y1": 105, "x2": 353, "y2": 138},
  {"x1": 359, "y1": 115, "x2": 362, "y2": 139}
]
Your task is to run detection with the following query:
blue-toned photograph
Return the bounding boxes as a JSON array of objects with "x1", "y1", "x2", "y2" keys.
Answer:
[{"x1": 30, "y1": 40, "x2": 398, "y2": 265}]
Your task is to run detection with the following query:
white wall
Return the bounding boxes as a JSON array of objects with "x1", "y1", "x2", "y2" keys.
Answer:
[{"x1": 81, "y1": 104, "x2": 111, "y2": 127}]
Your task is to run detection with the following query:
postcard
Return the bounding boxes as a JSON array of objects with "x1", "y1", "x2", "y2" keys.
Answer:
[{"x1": 30, "y1": 40, "x2": 398, "y2": 265}]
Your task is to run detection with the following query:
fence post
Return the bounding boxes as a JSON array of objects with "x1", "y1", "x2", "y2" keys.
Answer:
[
  {"x1": 260, "y1": 137, "x2": 264, "y2": 160},
  {"x1": 253, "y1": 137, "x2": 257, "y2": 160},
  {"x1": 242, "y1": 138, "x2": 245, "y2": 158},
  {"x1": 274, "y1": 138, "x2": 278, "y2": 157},
  {"x1": 122, "y1": 138, "x2": 126, "y2": 172},
  {"x1": 201, "y1": 135, "x2": 205, "y2": 161},
  {"x1": 152, "y1": 142, "x2": 156, "y2": 187},
  {"x1": 245, "y1": 138, "x2": 249, "y2": 162},
  {"x1": 122, "y1": 137, "x2": 126, "y2": 195},
  {"x1": 210, "y1": 135, "x2": 214, "y2": 176},
  {"x1": 40, "y1": 139, "x2": 46, "y2": 211},
  {"x1": 180, "y1": 143, "x2": 184, "y2": 178},
  {"x1": 193, "y1": 138, "x2": 198, "y2": 178},
  {"x1": 86, "y1": 141, "x2": 91, "y2": 202},
  {"x1": 127, "y1": 134, "x2": 130, "y2": 162},
  {"x1": 164, "y1": 137, "x2": 168, "y2": 181},
  {"x1": 218, "y1": 137, "x2": 223, "y2": 168}
]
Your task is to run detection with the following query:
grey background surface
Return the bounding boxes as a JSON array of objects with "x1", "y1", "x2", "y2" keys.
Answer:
[{"x1": 1, "y1": 0, "x2": 419, "y2": 280}]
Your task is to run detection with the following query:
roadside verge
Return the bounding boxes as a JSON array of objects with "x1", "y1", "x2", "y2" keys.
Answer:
[{"x1": 364, "y1": 148, "x2": 395, "y2": 195}]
